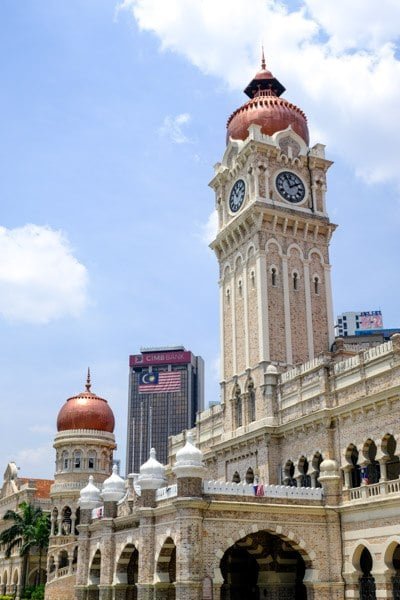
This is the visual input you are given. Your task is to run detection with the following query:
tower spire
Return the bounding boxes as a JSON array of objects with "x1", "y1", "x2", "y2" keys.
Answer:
[
  {"x1": 261, "y1": 46, "x2": 266, "y2": 70},
  {"x1": 85, "y1": 367, "x2": 91, "y2": 392}
]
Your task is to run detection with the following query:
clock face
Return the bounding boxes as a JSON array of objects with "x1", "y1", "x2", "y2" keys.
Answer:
[
  {"x1": 275, "y1": 171, "x2": 306, "y2": 203},
  {"x1": 229, "y1": 179, "x2": 246, "y2": 213}
]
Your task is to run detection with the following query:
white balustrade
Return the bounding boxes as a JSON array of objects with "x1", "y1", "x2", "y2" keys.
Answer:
[
  {"x1": 348, "y1": 478, "x2": 400, "y2": 502},
  {"x1": 202, "y1": 481, "x2": 323, "y2": 500},
  {"x1": 156, "y1": 484, "x2": 177, "y2": 500}
]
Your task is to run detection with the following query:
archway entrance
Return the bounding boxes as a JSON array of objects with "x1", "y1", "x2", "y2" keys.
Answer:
[
  {"x1": 115, "y1": 543, "x2": 139, "y2": 600},
  {"x1": 220, "y1": 531, "x2": 307, "y2": 600},
  {"x1": 155, "y1": 537, "x2": 176, "y2": 600},
  {"x1": 359, "y1": 547, "x2": 376, "y2": 600}
]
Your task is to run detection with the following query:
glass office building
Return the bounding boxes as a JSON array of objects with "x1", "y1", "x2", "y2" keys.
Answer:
[{"x1": 126, "y1": 346, "x2": 204, "y2": 474}]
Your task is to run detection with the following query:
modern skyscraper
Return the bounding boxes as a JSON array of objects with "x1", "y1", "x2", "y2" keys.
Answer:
[{"x1": 126, "y1": 346, "x2": 204, "y2": 473}]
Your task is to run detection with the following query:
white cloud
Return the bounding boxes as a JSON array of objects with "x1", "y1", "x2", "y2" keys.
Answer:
[
  {"x1": 200, "y1": 210, "x2": 218, "y2": 245},
  {"x1": 119, "y1": 0, "x2": 400, "y2": 186},
  {"x1": 15, "y1": 444, "x2": 53, "y2": 478},
  {"x1": 0, "y1": 224, "x2": 89, "y2": 324},
  {"x1": 159, "y1": 113, "x2": 192, "y2": 144}
]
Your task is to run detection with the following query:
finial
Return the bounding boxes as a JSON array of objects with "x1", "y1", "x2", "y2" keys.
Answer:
[
  {"x1": 85, "y1": 367, "x2": 91, "y2": 392},
  {"x1": 261, "y1": 46, "x2": 266, "y2": 70}
]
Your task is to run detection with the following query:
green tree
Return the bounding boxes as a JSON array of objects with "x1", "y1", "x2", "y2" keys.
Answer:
[{"x1": 0, "y1": 502, "x2": 50, "y2": 589}]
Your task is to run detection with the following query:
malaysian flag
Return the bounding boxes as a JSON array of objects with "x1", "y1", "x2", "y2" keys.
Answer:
[{"x1": 138, "y1": 371, "x2": 181, "y2": 394}]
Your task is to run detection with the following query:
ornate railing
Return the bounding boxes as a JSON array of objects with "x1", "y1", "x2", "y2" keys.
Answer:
[
  {"x1": 203, "y1": 481, "x2": 323, "y2": 500},
  {"x1": 156, "y1": 484, "x2": 177, "y2": 500},
  {"x1": 346, "y1": 479, "x2": 400, "y2": 502}
]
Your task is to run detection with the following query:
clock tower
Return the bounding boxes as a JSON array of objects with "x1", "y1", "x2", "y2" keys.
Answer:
[{"x1": 210, "y1": 55, "x2": 336, "y2": 422}]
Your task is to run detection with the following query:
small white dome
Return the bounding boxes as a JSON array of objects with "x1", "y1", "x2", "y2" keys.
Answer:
[
  {"x1": 101, "y1": 465, "x2": 125, "y2": 502},
  {"x1": 319, "y1": 458, "x2": 340, "y2": 479},
  {"x1": 266, "y1": 364, "x2": 278, "y2": 374},
  {"x1": 79, "y1": 475, "x2": 101, "y2": 509},
  {"x1": 138, "y1": 448, "x2": 166, "y2": 491},
  {"x1": 173, "y1": 431, "x2": 206, "y2": 479}
]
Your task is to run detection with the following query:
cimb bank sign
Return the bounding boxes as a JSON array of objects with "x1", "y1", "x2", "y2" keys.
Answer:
[{"x1": 129, "y1": 351, "x2": 193, "y2": 367}]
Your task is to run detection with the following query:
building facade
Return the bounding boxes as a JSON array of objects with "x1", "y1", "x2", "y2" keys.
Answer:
[
  {"x1": 0, "y1": 462, "x2": 52, "y2": 598},
  {"x1": 45, "y1": 57, "x2": 400, "y2": 600},
  {"x1": 126, "y1": 347, "x2": 204, "y2": 473},
  {"x1": 45, "y1": 373, "x2": 116, "y2": 600},
  {"x1": 336, "y1": 311, "x2": 384, "y2": 337}
]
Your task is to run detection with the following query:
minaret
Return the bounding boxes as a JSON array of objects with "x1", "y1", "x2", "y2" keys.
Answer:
[
  {"x1": 209, "y1": 55, "x2": 336, "y2": 426},
  {"x1": 45, "y1": 371, "x2": 116, "y2": 600}
]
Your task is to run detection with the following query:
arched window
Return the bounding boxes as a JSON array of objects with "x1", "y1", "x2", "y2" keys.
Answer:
[
  {"x1": 238, "y1": 279, "x2": 243, "y2": 298},
  {"x1": 271, "y1": 268, "x2": 277, "y2": 287},
  {"x1": 62, "y1": 451, "x2": 69, "y2": 471},
  {"x1": 232, "y1": 471, "x2": 241, "y2": 483},
  {"x1": 347, "y1": 444, "x2": 361, "y2": 488},
  {"x1": 382, "y1": 434, "x2": 400, "y2": 480},
  {"x1": 283, "y1": 460, "x2": 296, "y2": 487},
  {"x1": 312, "y1": 452, "x2": 323, "y2": 488},
  {"x1": 88, "y1": 450, "x2": 97, "y2": 470},
  {"x1": 362, "y1": 439, "x2": 380, "y2": 484},
  {"x1": 58, "y1": 550, "x2": 69, "y2": 569},
  {"x1": 313, "y1": 276, "x2": 319, "y2": 294},
  {"x1": 248, "y1": 390, "x2": 256, "y2": 423},
  {"x1": 392, "y1": 544, "x2": 400, "y2": 598},
  {"x1": 359, "y1": 547, "x2": 376, "y2": 599},
  {"x1": 74, "y1": 451, "x2": 82, "y2": 470},
  {"x1": 298, "y1": 456, "x2": 311, "y2": 487},
  {"x1": 236, "y1": 397, "x2": 242, "y2": 428},
  {"x1": 293, "y1": 272, "x2": 298, "y2": 291},
  {"x1": 245, "y1": 468, "x2": 254, "y2": 484},
  {"x1": 61, "y1": 507, "x2": 72, "y2": 536},
  {"x1": 52, "y1": 507, "x2": 59, "y2": 536}
]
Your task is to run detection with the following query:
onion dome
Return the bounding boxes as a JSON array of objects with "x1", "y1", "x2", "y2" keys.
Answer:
[
  {"x1": 226, "y1": 50, "x2": 309, "y2": 145},
  {"x1": 79, "y1": 475, "x2": 101, "y2": 509},
  {"x1": 173, "y1": 431, "x2": 205, "y2": 479},
  {"x1": 101, "y1": 465, "x2": 125, "y2": 502},
  {"x1": 137, "y1": 448, "x2": 166, "y2": 491},
  {"x1": 57, "y1": 369, "x2": 115, "y2": 433}
]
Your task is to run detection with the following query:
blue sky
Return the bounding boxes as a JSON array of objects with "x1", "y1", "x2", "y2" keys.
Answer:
[{"x1": 0, "y1": 0, "x2": 399, "y2": 478}]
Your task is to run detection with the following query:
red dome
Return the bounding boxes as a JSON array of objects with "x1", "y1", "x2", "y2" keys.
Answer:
[
  {"x1": 57, "y1": 373, "x2": 115, "y2": 433},
  {"x1": 227, "y1": 93, "x2": 309, "y2": 145},
  {"x1": 226, "y1": 55, "x2": 309, "y2": 145}
]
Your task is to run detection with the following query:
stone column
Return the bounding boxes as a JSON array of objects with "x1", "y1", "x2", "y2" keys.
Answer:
[
  {"x1": 75, "y1": 586, "x2": 88, "y2": 600},
  {"x1": 374, "y1": 571, "x2": 394, "y2": 599},
  {"x1": 173, "y1": 432, "x2": 207, "y2": 600},
  {"x1": 341, "y1": 465, "x2": 352, "y2": 490},
  {"x1": 136, "y1": 583, "x2": 155, "y2": 600},
  {"x1": 319, "y1": 458, "x2": 342, "y2": 506},
  {"x1": 262, "y1": 364, "x2": 278, "y2": 424},
  {"x1": 304, "y1": 581, "x2": 344, "y2": 599},
  {"x1": 50, "y1": 514, "x2": 55, "y2": 536},
  {"x1": 75, "y1": 476, "x2": 102, "y2": 600},
  {"x1": 137, "y1": 448, "x2": 167, "y2": 600},
  {"x1": 98, "y1": 584, "x2": 113, "y2": 600}
]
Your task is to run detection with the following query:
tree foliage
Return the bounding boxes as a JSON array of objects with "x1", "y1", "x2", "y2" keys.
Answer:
[{"x1": 0, "y1": 502, "x2": 50, "y2": 587}]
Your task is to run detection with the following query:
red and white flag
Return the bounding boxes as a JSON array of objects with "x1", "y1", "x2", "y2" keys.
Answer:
[{"x1": 138, "y1": 371, "x2": 181, "y2": 394}]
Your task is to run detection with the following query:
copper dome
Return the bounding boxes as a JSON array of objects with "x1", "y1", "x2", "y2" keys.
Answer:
[
  {"x1": 57, "y1": 371, "x2": 115, "y2": 433},
  {"x1": 226, "y1": 54, "x2": 309, "y2": 145}
]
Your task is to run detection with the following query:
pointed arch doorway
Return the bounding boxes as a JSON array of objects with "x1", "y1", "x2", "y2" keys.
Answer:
[{"x1": 220, "y1": 531, "x2": 308, "y2": 599}]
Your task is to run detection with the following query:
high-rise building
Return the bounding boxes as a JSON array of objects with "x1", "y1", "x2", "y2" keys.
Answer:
[
  {"x1": 336, "y1": 310, "x2": 383, "y2": 337},
  {"x1": 126, "y1": 346, "x2": 204, "y2": 473}
]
